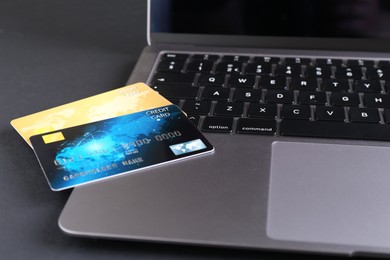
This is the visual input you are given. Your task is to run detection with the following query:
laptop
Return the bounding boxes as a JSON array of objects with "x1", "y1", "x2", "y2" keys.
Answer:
[{"x1": 58, "y1": 0, "x2": 390, "y2": 257}]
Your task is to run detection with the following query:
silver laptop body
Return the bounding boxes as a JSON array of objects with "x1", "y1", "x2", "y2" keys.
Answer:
[{"x1": 59, "y1": 0, "x2": 390, "y2": 257}]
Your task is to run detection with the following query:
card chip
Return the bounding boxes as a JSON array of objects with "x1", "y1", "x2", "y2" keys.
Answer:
[{"x1": 42, "y1": 132, "x2": 65, "y2": 144}]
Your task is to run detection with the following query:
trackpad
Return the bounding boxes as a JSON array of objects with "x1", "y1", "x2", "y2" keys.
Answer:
[{"x1": 267, "y1": 141, "x2": 390, "y2": 248}]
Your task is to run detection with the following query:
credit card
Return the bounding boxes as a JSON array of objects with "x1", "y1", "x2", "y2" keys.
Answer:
[
  {"x1": 11, "y1": 83, "x2": 171, "y2": 147},
  {"x1": 29, "y1": 104, "x2": 214, "y2": 191}
]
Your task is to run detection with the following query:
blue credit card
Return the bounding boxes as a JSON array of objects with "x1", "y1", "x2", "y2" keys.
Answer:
[{"x1": 29, "y1": 105, "x2": 214, "y2": 191}]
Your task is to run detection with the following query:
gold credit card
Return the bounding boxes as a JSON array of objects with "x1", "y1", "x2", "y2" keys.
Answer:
[{"x1": 11, "y1": 83, "x2": 172, "y2": 147}]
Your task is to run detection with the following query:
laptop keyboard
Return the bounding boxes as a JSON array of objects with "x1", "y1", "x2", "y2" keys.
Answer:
[{"x1": 150, "y1": 52, "x2": 390, "y2": 141}]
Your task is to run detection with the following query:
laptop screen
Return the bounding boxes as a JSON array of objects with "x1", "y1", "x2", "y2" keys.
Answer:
[
  {"x1": 151, "y1": 0, "x2": 390, "y2": 39},
  {"x1": 150, "y1": 0, "x2": 390, "y2": 51}
]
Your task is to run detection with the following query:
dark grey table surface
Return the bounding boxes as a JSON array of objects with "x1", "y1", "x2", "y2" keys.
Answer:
[{"x1": 0, "y1": 1, "x2": 370, "y2": 259}]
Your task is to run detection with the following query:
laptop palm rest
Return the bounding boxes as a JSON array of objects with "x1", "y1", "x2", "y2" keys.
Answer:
[{"x1": 267, "y1": 141, "x2": 390, "y2": 248}]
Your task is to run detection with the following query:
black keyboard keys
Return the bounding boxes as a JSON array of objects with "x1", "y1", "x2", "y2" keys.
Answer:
[
  {"x1": 216, "y1": 62, "x2": 242, "y2": 74},
  {"x1": 335, "y1": 67, "x2": 363, "y2": 80},
  {"x1": 330, "y1": 93, "x2": 360, "y2": 107},
  {"x1": 366, "y1": 68, "x2": 390, "y2": 80},
  {"x1": 349, "y1": 108, "x2": 381, "y2": 123},
  {"x1": 181, "y1": 100, "x2": 212, "y2": 115},
  {"x1": 162, "y1": 53, "x2": 189, "y2": 60},
  {"x1": 157, "y1": 60, "x2": 185, "y2": 72},
  {"x1": 259, "y1": 76, "x2": 286, "y2": 89},
  {"x1": 222, "y1": 55, "x2": 249, "y2": 62},
  {"x1": 214, "y1": 101, "x2": 244, "y2": 117},
  {"x1": 202, "y1": 87, "x2": 230, "y2": 100},
  {"x1": 150, "y1": 53, "x2": 390, "y2": 141},
  {"x1": 322, "y1": 79, "x2": 350, "y2": 92},
  {"x1": 187, "y1": 115, "x2": 200, "y2": 127},
  {"x1": 228, "y1": 75, "x2": 255, "y2": 88},
  {"x1": 153, "y1": 72, "x2": 196, "y2": 85},
  {"x1": 236, "y1": 118, "x2": 276, "y2": 135},
  {"x1": 315, "y1": 106, "x2": 345, "y2": 122},
  {"x1": 364, "y1": 94, "x2": 390, "y2": 108},
  {"x1": 153, "y1": 85, "x2": 199, "y2": 99},
  {"x1": 281, "y1": 105, "x2": 311, "y2": 120},
  {"x1": 298, "y1": 91, "x2": 326, "y2": 105},
  {"x1": 316, "y1": 58, "x2": 343, "y2": 66},
  {"x1": 234, "y1": 89, "x2": 262, "y2": 102},
  {"x1": 347, "y1": 59, "x2": 375, "y2": 67},
  {"x1": 192, "y1": 54, "x2": 219, "y2": 61},
  {"x1": 266, "y1": 90, "x2": 294, "y2": 104},
  {"x1": 186, "y1": 60, "x2": 214, "y2": 73},
  {"x1": 285, "y1": 57, "x2": 311, "y2": 65},
  {"x1": 354, "y1": 80, "x2": 382, "y2": 93},
  {"x1": 290, "y1": 78, "x2": 318, "y2": 91},
  {"x1": 202, "y1": 117, "x2": 234, "y2": 133},
  {"x1": 275, "y1": 65, "x2": 302, "y2": 77},
  {"x1": 247, "y1": 103, "x2": 277, "y2": 119},
  {"x1": 306, "y1": 66, "x2": 332, "y2": 78},
  {"x1": 253, "y1": 56, "x2": 280, "y2": 64},
  {"x1": 198, "y1": 74, "x2": 225, "y2": 87},
  {"x1": 245, "y1": 63, "x2": 272, "y2": 75}
]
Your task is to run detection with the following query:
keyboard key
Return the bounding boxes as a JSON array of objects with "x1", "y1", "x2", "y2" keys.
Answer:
[
  {"x1": 322, "y1": 79, "x2": 350, "y2": 92},
  {"x1": 153, "y1": 72, "x2": 196, "y2": 85},
  {"x1": 378, "y1": 60, "x2": 390, "y2": 68},
  {"x1": 298, "y1": 91, "x2": 327, "y2": 105},
  {"x1": 186, "y1": 115, "x2": 200, "y2": 127},
  {"x1": 306, "y1": 66, "x2": 332, "y2": 78},
  {"x1": 364, "y1": 94, "x2": 390, "y2": 108},
  {"x1": 354, "y1": 80, "x2": 382, "y2": 93},
  {"x1": 280, "y1": 120, "x2": 390, "y2": 141},
  {"x1": 330, "y1": 92, "x2": 360, "y2": 107},
  {"x1": 234, "y1": 89, "x2": 262, "y2": 102},
  {"x1": 236, "y1": 118, "x2": 276, "y2": 135},
  {"x1": 228, "y1": 75, "x2": 256, "y2": 88},
  {"x1": 162, "y1": 53, "x2": 189, "y2": 60},
  {"x1": 285, "y1": 57, "x2": 311, "y2": 65},
  {"x1": 197, "y1": 74, "x2": 225, "y2": 86},
  {"x1": 266, "y1": 90, "x2": 294, "y2": 104},
  {"x1": 253, "y1": 56, "x2": 280, "y2": 64},
  {"x1": 222, "y1": 55, "x2": 249, "y2": 62},
  {"x1": 275, "y1": 65, "x2": 302, "y2": 77},
  {"x1": 290, "y1": 78, "x2": 318, "y2": 90},
  {"x1": 347, "y1": 59, "x2": 375, "y2": 67},
  {"x1": 201, "y1": 117, "x2": 233, "y2": 133},
  {"x1": 201, "y1": 87, "x2": 231, "y2": 100},
  {"x1": 349, "y1": 108, "x2": 380, "y2": 123},
  {"x1": 259, "y1": 76, "x2": 286, "y2": 89},
  {"x1": 366, "y1": 68, "x2": 390, "y2": 80},
  {"x1": 216, "y1": 62, "x2": 243, "y2": 74},
  {"x1": 315, "y1": 106, "x2": 345, "y2": 122},
  {"x1": 384, "y1": 109, "x2": 390, "y2": 123},
  {"x1": 335, "y1": 67, "x2": 363, "y2": 80},
  {"x1": 181, "y1": 100, "x2": 212, "y2": 115},
  {"x1": 316, "y1": 58, "x2": 343, "y2": 66},
  {"x1": 247, "y1": 103, "x2": 277, "y2": 119},
  {"x1": 214, "y1": 101, "x2": 244, "y2": 117},
  {"x1": 245, "y1": 63, "x2": 272, "y2": 75},
  {"x1": 192, "y1": 54, "x2": 219, "y2": 61},
  {"x1": 153, "y1": 85, "x2": 199, "y2": 99},
  {"x1": 281, "y1": 105, "x2": 311, "y2": 120},
  {"x1": 157, "y1": 60, "x2": 185, "y2": 72},
  {"x1": 186, "y1": 60, "x2": 214, "y2": 73}
]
